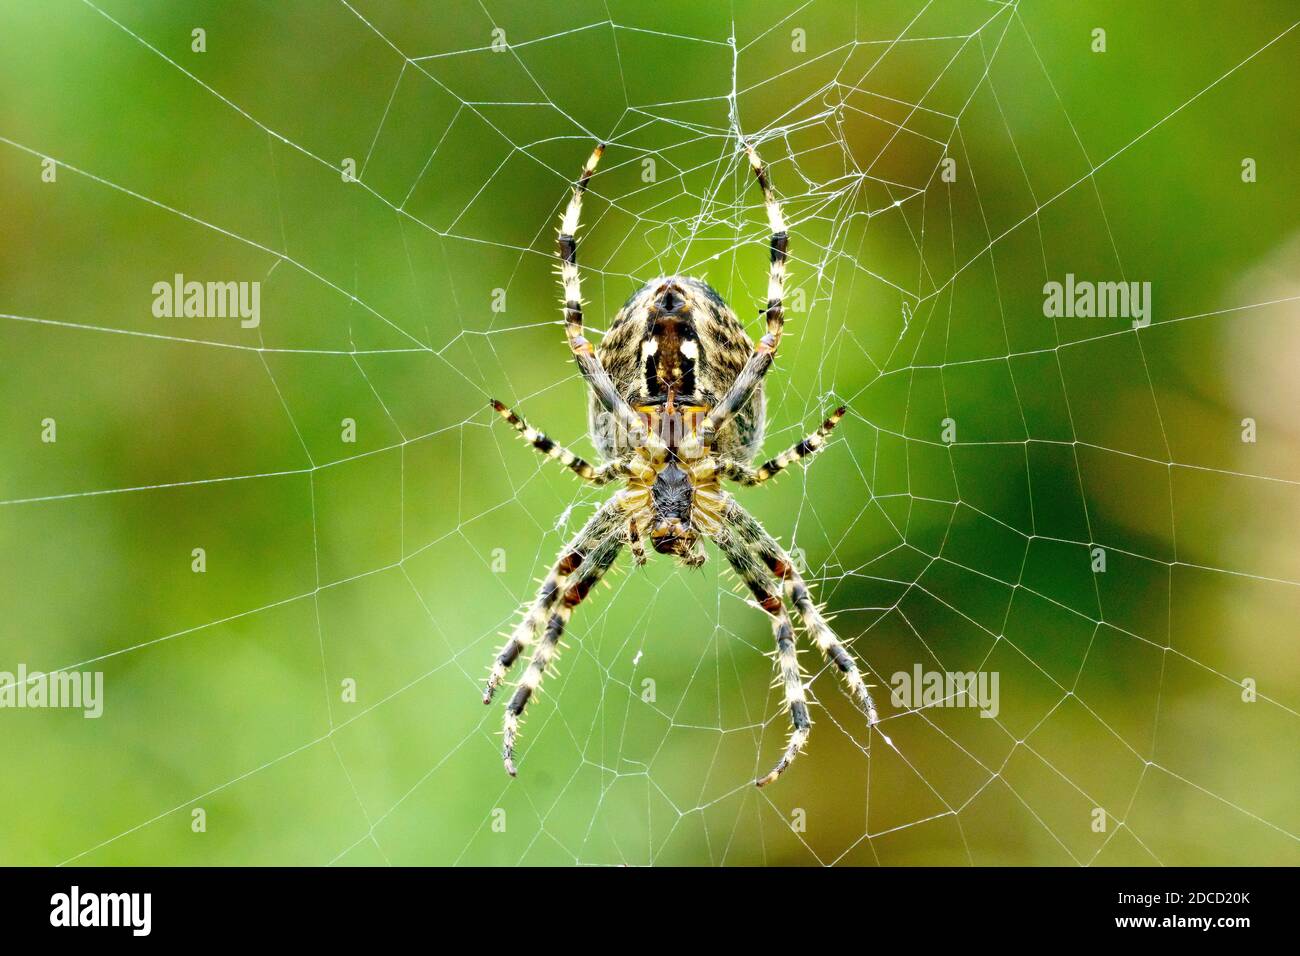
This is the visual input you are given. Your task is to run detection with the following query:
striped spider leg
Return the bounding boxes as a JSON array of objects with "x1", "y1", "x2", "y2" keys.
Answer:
[
  {"x1": 500, "y1": 519, "x2": 626, "y2": 777},
  {"x1": 483, "y1": 495, "x2": 628, "y2": 776},
  {"x1": 710, "y1": 521, "x2": 808, "y2": 787},
  {"x1": 711, "y1": 492, "x2": 887, "y2": 787},
  {"x1": 694, "y1": 403, "x2": 887, "y2": 785},
  {"x1": 718, "y1": 406, "x2": 847, "y2": 486},
  {"x1": 556, "y1": 143, "x2": 665, "y2": 458},
  {"x1": 694, "y1": 141, "x2": 789, "y2": 451},
  {"x1": 483, "y1": 496, "x2": 625, "y2": 707},
  {"x1": 702, "y1": 409, "x2": 887, "y2": 785},
  {"x1": 489, "y1": 399, "x2": 635, "y2": 485},
  {"x1": 722, "y1": 498, "x2": 886, "y2": 734}
]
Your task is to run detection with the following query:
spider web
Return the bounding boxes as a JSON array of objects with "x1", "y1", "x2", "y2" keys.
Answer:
[{"x1": 1, "y1": 0, "x2": 1298, "y2": 866}]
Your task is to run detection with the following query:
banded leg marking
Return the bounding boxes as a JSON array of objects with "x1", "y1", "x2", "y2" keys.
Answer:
[
  {"x1": 558, "y1": 143, "x2": 605, "y2": 356},
  {"x1": 745, "y1": 141, "x2": 788, "y2": 343},
  {"x1": 502, "y1": 530, "x2": 624, "y2": 775},
  {"x1": 483, "y1": 499, "x2": 623, "y2": 703},
  {"x1": 489, "y1": 399, "x2": 626, "y2": 484},
  {"x1": 723, "y1": 499, "x2": 889, "y2": 745},
  {"x1": 554, "y1": 143, "x2": 664, "y2": 452},
  {"x1": 720, "y1": 406, "x2": 846, "y2": 485},
  {"x1": 699, "y1": 141, "x2": 789, "y2": 446},
  {"x1": 711, "y1": 525, "x2": 809, "y2": 787}
]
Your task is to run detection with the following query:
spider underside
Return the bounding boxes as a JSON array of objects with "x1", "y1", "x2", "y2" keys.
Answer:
[{"x1": 485, "y1": 142, "x2": 885, "y2": 786}]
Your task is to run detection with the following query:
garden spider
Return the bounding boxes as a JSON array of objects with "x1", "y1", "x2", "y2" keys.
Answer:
[{"x1": 485, "y1": 141, "x2": 883, "y2": 786}]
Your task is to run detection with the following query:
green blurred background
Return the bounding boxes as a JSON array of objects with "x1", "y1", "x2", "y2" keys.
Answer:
[{"x1": 1, "y1": 0, "x2": 1297, "y2": 865}]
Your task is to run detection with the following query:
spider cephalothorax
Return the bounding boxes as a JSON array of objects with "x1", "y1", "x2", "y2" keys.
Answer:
[{"x1": 486, "y1": 142, "x2": 884, "y2": 786}]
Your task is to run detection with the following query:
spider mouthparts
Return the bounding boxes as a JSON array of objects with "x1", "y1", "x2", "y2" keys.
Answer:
[{"x1": 504, "y1": 758, "x2": 518, "y2": 777}]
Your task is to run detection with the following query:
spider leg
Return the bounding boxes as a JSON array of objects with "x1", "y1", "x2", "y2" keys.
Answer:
[
  {"x1": 710, "y1": 524, "x2": 809, "y2": 787},
  {"x1": 502, "y1": 528, "x2": 625, "y2": 776},
  {"x1": 697, "y1": 141, "x2": 788, "y2": 448},
  {"x1": 681, "y1": 537, "x2": 708, "y2": 568},
  {"x1": 627, "y1": 518, "x2": 647, "y2": 566},
  {"x1": 720, "y1": 406, "x2": 846, "y2": 486},
  {"x1": 722, "y1": 498, "x2": 888, "y2": 742},
  {"x1": 489, "y1": 399, "x2": 630, "y2": 484},
  {"x1": 484, "y1": 497, "x2": 624, "y2": 703},
  {"x1": 556, "y1": 144, "x2": 665, "y2": 454}
]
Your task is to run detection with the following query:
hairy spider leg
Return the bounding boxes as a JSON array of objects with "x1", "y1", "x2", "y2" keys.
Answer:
[
  {"x1": 711, "y1": 523, "x2": 809, "y2": 787},
  {"x1": 502, "y1": 528, "x2": 625, "y2": 775},
  {"x1": 557, "y1": 144, "x2": 665, "y2": 455},
  {"x1": 722, "y1": 498, "x2": 889, "y2": 746},
  {"x1": 484, "y1": 498, "x2": 625, "y2": 703},
  {"x1": 699, "y1": 141, "x2": 789, "y2": 447},
  {"x1": 719, "y1": 406, "x2": 846, "y2": 485},
  {"x1": 488, "y1": 399, "x2": 630, "y2": 484}
]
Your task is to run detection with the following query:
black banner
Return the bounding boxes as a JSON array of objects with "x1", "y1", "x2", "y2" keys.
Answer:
[{"x1": 0, "y1": 866, "x2": 1282, "y2": 942}]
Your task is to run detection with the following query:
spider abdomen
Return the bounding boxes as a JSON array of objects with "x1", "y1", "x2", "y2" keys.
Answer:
[{"x1": 589, "y1": 275, "x2": 764, "y2": 461}]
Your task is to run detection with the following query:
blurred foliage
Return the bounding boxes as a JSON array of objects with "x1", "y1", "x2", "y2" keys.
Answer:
[{"x1": 0, "y1": 0, "x2": 1297, "y2": 865}]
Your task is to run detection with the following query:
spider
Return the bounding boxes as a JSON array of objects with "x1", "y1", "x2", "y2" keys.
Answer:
[{"x1": 485, "y1": 141, "x2": 883, "y2": 786}]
